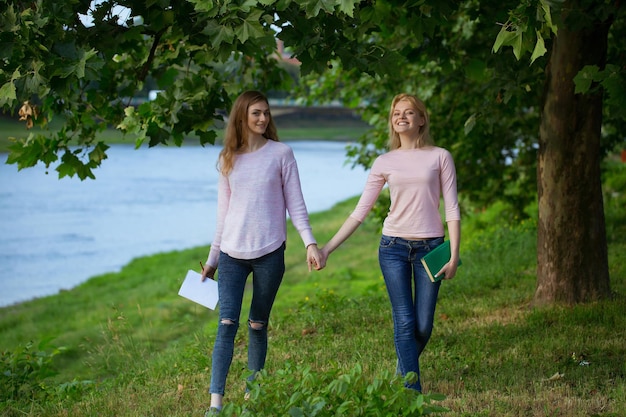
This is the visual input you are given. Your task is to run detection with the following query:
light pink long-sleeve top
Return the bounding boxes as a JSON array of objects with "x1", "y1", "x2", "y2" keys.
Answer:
[
  {"x1": 350, "y1": 146, "x2": 460, "y2": 238},
  {"x1": 206, "y1": 140, "x2": 316, "y2": 268}
]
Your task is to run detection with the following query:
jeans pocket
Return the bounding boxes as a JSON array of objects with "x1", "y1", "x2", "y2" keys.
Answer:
[
  {"x1": 425, "y1": 237, "x2": 445, "y2": 251},
  {"x1": 379, "y1": 235, "x2": 395, "y2": 248}
]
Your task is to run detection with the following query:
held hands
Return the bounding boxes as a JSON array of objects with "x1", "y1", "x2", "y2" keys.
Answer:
[
  {"x1": 306, "y1": 244, "x2": 326, "y2": 271},
  {"x1": 320, "y1": 246, "x2": 330, "y2": 268},
  {"x1": 310, "y1": 218, "x2": 357, "y2": 273}
]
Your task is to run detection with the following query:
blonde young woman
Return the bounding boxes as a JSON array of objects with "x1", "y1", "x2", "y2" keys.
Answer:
[
  {"x1": 201, "y1": 91, "x2": 322, "y2": 413},
  {"x1": 320, "y1": 93, "x2": 461, "y2": 392}
]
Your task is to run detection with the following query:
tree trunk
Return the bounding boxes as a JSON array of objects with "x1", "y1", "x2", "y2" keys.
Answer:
[{"x1": 535, "y1": 4, "x2": 612, "y2": 305}]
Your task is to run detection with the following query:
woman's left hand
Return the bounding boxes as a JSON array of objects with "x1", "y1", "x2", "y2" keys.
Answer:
[{"x1": 437, "y1": 260, "x2": 458, "y2": 280}]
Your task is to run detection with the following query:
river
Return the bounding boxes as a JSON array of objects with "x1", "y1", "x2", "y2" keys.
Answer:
[{"x1": 0, "y1": 141, "x2": 369, "y2": 307}]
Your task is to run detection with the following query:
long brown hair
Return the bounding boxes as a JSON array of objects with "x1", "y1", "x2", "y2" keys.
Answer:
[
  {"x1": 219, "y1": 91, "x2": 279, "y2": 175},
  {"x1": 387, "y1": 93, "x2": 433, "y2": 150}
]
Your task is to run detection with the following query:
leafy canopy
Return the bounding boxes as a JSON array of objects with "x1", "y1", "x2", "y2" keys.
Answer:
[{"x1": 2, "y1": 0, "x2": 625, "y2": 213}]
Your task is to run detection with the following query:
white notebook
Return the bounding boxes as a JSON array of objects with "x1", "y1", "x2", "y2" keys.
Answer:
[{"x1": 178, "y1": 270, "x2": 219, "y2": 310}]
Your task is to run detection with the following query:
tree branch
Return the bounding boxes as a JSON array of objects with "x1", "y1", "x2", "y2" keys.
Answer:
[{"x1": 137, "y1": 28, "x2": 166, "y2": 82}]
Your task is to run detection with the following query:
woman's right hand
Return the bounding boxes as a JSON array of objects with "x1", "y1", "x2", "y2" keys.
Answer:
[
  {"x1": 307, "y1": 244, "x2": 325, "y2": 271},
  {"x1": 201, "y1": 265, "x2": 217, "y2": 281}
]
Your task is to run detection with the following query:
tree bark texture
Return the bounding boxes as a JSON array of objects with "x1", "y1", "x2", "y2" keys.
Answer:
[{"x1": 536, "y1": 3, "x2": 612, "y2": 305}]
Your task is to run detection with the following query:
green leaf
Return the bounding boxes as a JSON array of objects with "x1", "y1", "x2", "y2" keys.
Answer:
[
  {"x1": 0, "y1": 81, "x2": 17, "y2": 106},
  {"x1": 573, "y1": 65, "x2": 600, "y2": 94},
  {"x1": 57, "y1": 150, "x2": 81, "y2": 179},
  {"x1": 464, "y1": 113, "x2": 477, "y2": 135},
  {"x1": 428, "y1": 392, "x2": 447, "y2": 401},
  {"x1": 204, "y1": 21, "x2": 235, "y2": 48},
  {"x1": 0, "y1": 4, "x2": 18, "y2": 32},
  {"x1": 338, "y1": 0, "x2": 358, "y2": 17},
  {"x1": 196, "y1": 129, "x2": 217, "y2": 146},
  {"x1": 539, "y1": 0, "x2": 557, "y2": 35},
  {"x1": 134, "y1": 135, "x2": 147, "y2": 149},
  {"x1": 302, "y1": 0, "x2": 336, "y2": 17},
  {"x1": 25, "y1": 61, "x2": 48, "y2": 95},
  {"x1": 146, "y1": 123, "x2": 170, "y2": 147},
  {"x1": 530, "y1": 31, "x2": 547, "y2": 65},
  {"x1": 238, "y1": 0, "x2": 259, "y2": 13},
  {"x1": 76, "y1": 48, "x2": 98, "y2": 79},
  {"x1": 493, "y1": 25, "x2": 515, "y2": 53},
  {"x1": 237, "y1": 10, "x2": 265, "y2": 43},
  {"x1": 117, "y1": 106, "x2": 142, "y2": 134},
  {"x1": 58, "y1": 150, "x2": 97, "y2": 180},
  {"x1": 600, "y1": 65, "x2": 626, "y2": 102},
  {"x1": 512, "y1": 30, "x2": 523, "y2": 60},
  {"x1": 273, "y1": 0, "x2": 292, "y2": 10},
  {"x1": 88, "y1": 142, "x2": 110, "y2": 165},
  {"x1": 7, "y1": 139, "x2": 39, "y2": 169},
  {"x1": 188, "y1": 0, "x2": 219, "y2": 14}
]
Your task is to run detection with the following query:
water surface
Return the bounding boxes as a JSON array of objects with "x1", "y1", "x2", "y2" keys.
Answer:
[{"x1": 0, "y1": 142, "x2": 368, "y2": 307}]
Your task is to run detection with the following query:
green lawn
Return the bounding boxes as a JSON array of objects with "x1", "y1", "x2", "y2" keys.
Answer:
[{"x1": 1, "y1": 178, "x2": 625, "y2": 416}]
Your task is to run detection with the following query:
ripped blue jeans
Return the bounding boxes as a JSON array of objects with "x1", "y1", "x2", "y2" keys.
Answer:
[
  {"x1": 209, "y1": 243, "x2": 285, "y2": 396},
  {"x1": 378, "y1": 235, "x2": 443, "y2": 392}
]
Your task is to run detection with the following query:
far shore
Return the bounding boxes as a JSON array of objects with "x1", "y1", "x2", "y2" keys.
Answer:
[{"x1": 1, "y1": 113, "x2": 372, "y2": 153}]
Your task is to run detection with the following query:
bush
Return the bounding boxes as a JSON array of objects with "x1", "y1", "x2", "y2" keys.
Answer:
[
  {"x1": 221, "y1": 362, "x2": 448, "y2": 416},
  {"x1": 0, "y1": 339, "x2": 65, "y2": 402}
]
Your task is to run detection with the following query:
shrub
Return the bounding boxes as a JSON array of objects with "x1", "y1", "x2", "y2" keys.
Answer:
[
  {"x1": 221, "y1": 362, "x2": 448, "y2": 416},
  {"x1": 0, "y1": 339, "x2": 65, "y2": 402}
]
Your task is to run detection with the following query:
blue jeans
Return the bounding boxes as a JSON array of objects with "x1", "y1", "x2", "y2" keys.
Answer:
[
  {"x1": 378, "y1": 235, "x2": 444, "y2": 392},
  {"x1": 209, "y1": 243, "x2": 286, "y2": 396}
]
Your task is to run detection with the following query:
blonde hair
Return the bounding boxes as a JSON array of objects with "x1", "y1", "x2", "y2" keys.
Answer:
[
  {"x1": 387, "y1": 93, "x2": 433, "y2": 150},
  {"x1": 219, "y1": 91, "x2": 279, "y2": 175}
]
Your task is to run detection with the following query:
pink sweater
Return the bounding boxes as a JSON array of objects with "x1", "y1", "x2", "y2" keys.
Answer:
[
  {"x1": 350, "y1": 146, "x2": 460, "y2": 238},
  {"x1": 207, "y1": 140, "x2": 316, "y2": 267}
]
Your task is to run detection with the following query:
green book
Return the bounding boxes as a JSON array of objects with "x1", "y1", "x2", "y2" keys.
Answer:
[{"x1": 420, "y1": 240, "x2": 461, "y2": 283}]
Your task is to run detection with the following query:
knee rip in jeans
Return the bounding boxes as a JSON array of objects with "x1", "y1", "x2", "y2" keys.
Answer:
[
  {"x1": 220, "y1": 318, "x2": 236, "y2": 326},
  {"x1": 248, "y1": 320, "x2": 265, "y2": 330}
]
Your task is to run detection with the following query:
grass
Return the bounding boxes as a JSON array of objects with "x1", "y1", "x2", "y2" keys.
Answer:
[
  {"x1": 1, "y1": 135, "x2": 625, "y2": 415},
  {"x1": 1, "y1": 186, "x2": 625, "y2": 416}
]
